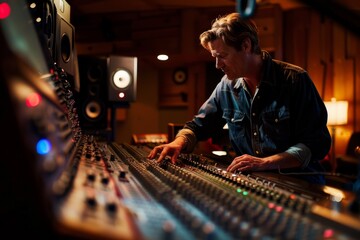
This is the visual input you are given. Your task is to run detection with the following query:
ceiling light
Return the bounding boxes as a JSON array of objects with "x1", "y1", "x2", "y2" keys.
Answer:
[{"x1": 157, "y1": 54, "x2": 169, "y2": 61}]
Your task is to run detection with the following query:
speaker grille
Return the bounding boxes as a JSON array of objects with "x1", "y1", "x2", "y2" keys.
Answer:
[
  {"x1": 77, "y1": 56, "x2": 108, "y2": 130},
  {"x1": 55, "y1": 14, "x2": 75, "y2": 77}
]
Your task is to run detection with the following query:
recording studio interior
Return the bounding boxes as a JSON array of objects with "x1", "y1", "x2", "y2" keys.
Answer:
[{"x1": 1, "y1": 0, "x2": 360, "y2": 239}]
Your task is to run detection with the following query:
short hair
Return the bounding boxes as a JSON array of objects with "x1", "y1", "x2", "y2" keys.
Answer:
[{"x1": 199, "y1": 12, "x2": 261, "y2": 54}]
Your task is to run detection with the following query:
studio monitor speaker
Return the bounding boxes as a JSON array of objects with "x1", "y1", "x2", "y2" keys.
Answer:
[
  {"x1": 107, "y1": 56, "x2": 137, "y2": 103},
  {"x1": 55, "y1": 11, "x2": 75, "y2": 78},
  {"x1": 53, "y1": 0, "x2": 71, "y2": 23},
  {"x1": 77, "y1": 56, "x2": 108, "y2": 131},
  {"x1": 27, "y1": 0, "x2": 56, "y2": 60}
]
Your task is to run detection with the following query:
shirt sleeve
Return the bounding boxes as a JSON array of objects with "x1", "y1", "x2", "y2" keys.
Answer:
[
  {"x1": 175, "y1": 128, "x2": 197, "y2": 153},
  {"x1": 290, "y1": 71, "x2": 332, "y2": 162},
  {"x1": 285, "y1": 143, "x2": 311, "y2": 168}
]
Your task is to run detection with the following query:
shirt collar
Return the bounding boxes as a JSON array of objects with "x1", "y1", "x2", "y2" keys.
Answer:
[{"x1": 234, "y1": 77, "x2": 244, "y2": 89}]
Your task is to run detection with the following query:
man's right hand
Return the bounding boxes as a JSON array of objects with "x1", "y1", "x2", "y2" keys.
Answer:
[{"x1": 147, "y1": 137, "x2": 186, "y2": 164}]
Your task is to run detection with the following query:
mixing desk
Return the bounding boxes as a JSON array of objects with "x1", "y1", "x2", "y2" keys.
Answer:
[{"x1": 51, "y1": 138, "x2": 360, "y2": 240}]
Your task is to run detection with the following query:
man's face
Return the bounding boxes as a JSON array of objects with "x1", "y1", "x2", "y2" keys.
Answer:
[{"x1": 208, "y1": 38, "x2": 246, "y2": 80}]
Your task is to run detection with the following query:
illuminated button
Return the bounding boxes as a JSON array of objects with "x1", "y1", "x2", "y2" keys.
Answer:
[
  {"x1": 0, "y1": 2, "x2": 11, "y2": 19},
  {"x1": 118, "y1": 92, "x2": 125, "y2": 99},
  {"x1": 36, "y1": 139, "x2": 51, "y2": 155},
  {"x1": 26, "y1": 92, "x2": 41, "y2": 107},
  {"x1": 323, "y1": 229, "x2": 334, "y2": 238},
  {"x1": 268, "y1": 202, "x2": 276, "y2": 209},
  {"x1": 275, "y1": 206, "x2": 283, "y2": 212}
]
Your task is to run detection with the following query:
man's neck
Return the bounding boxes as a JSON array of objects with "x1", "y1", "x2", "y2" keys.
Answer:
[{"x1": 243, "y1": 56, "x2": 263, "y2": 96}]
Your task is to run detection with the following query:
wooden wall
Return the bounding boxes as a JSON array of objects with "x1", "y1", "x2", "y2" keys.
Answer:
[{"x1": 283, "y1": 7, "x2": 360, "y2": 160}]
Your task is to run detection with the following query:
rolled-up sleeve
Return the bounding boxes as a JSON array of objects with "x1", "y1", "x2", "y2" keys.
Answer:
[
  {"x1": 175, "y1": 128, "x2": 197, "y2": 153},
  {"x1": 285, "y1": 143, "x2": 311, "y2": 168}
]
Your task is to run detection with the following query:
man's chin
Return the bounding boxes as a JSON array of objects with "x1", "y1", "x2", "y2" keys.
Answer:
[{"x1": 226, "y1": 75, "x2": 235, "y2": 81}]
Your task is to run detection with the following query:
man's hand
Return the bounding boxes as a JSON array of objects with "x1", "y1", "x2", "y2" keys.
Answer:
[
  {"x1": 226, "y1": 152, "x2": 302, "y2": 173},
  {"x1": 227, "y1": 154, "x2": 270, "y2": 173},
  {"x1": 147, "y1": 137, "x2": 186, "y2": 164}
]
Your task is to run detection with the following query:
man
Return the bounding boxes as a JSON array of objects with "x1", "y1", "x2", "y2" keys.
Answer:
[{"x1": 148, "y1": 12, "x2": 331, "y2": 184}]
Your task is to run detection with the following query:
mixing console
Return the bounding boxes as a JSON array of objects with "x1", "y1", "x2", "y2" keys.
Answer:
[{"x1": 50, "y1": 134, "x2": 360, "y2": 240}]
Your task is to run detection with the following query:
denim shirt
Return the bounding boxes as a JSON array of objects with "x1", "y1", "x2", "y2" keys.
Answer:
[{"x1": 184, "y1": 51, "x2": 331, "y2": 184}]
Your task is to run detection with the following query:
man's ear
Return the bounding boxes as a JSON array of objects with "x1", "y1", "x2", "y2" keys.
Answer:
[{"x1": 242, "y1": 37, "x2": 252, "y2": 52}]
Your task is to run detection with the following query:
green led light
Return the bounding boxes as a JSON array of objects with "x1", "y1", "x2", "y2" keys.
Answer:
[{"x1": 237, "y1": 188, "x2": 242, "y2": 193}]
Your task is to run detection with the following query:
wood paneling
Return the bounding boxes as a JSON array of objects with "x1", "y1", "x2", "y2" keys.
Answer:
[
  {"x1": 157, "y1": 4, "x2": 283, "y2": 113},
  {"x1": 284, "y1": 6, "x2": 360, "y2": 165},
  {"x1": 158, "y1": 68, "x2": 189, "y2": 108}
]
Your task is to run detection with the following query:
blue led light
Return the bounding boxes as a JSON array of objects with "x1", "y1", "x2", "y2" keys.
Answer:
[
  {"x1": 236, "y1": 0, "x2": 256, "y2": 18},
  {"x1": 36, "y1": 139, "x2": 51, "y2": 155}
]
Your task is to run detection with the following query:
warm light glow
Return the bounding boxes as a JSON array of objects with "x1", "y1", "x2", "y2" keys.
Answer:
[
  {"x1": 323, "y1": 186, "x2": 345, "y2": 202},
  {"x1": 324, "y1": 98, "x2": 348, "y2": 126},
  {"x1": 212, "y1": 150, "x2": 227, "y2": 156},
  {"x1": 157, "y1": 54, "x2": 169, "y2": 61}
]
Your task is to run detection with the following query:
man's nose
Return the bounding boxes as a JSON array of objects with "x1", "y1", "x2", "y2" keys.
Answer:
[{"x1": 215, "y1": 58, "x2": 222, "y2": 69}]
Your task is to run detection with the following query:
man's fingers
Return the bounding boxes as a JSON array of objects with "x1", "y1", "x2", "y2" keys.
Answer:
[
  {"x1": 147, "y1": 149, "x2": 155, "y2": 159},
  {"x1": 227, "y1": 160, "x2": 237, "y2": 171},
  {"x1": 148, "y1": 145, "x2": 181, "y2": 165},
  {"x1": 156, "y1": 147, "x2": 169, "y2": 163},
  {"x1": 170, "y1": 151, "x2": 180, "y2": 164},
  {"x1": 148, "y1": 146, "x2": 162, "y2": 159}
]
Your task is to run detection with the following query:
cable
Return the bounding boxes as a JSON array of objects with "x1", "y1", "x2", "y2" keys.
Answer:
[{"x1": 277, "y1": 167, "x2": 357, "y2": 180}]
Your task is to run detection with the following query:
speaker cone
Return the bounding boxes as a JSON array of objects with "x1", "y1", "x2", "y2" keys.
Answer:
[
  {"x1": 84, "y1": 100, "x2": 103, "y2": 120},
  {"x1": 112, "y1": 69, "x2": 131, "y2": 89},
  {"x1": 61, "y1": 32, "x2": 71, "y2": 63}
]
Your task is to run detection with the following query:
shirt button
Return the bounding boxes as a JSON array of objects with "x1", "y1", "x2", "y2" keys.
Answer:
[
  {"x1": 252, "y1": 113, "x2": 256, "y2": 116},
  {"x1": 253, "y1": 132, "x2": 257, "y2": 136},
  {"x1": 275, "y1": 118, "x2": 279, "y2": 123},
  {"x1": 231, "y1": 118, "x2": 235, "y2": 122},
  {"x1": 255, "y1": 150, "x2": 260, "y2": 154}
]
